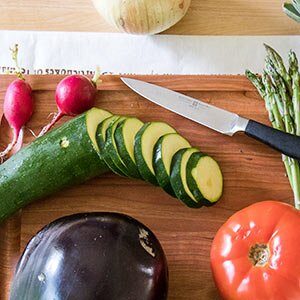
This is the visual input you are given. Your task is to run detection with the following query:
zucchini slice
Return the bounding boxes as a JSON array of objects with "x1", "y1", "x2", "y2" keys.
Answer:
[
  {"x1": 170, "y1": 148, "x2": 201, "y2": 208},
  {"x1": 186, "y1": 152, "x2": 223, "y2": 206},
  {"x1": 104, "y1": 116, "x2": 132, "y2": 177},
  {"x1": 96, "y1": 115, "x2": 126, "y2": 176},
  {"x1": 153, "y1": 133, "x2": 191, "y2": 196},
  {"x1": 87, "y1": 108, "x2": 112, "y2": 152},
  {"x1": 134, "y1": 122, "x2": 176, "y2": 185},
  {"x1": 114, "y1": 117, "x2": 144, "y2": 179},
  {"x1": 96, "y1": 115, "x2": 119, "y2": 151}
]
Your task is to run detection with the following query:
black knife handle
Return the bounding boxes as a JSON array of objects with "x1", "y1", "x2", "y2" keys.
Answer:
[{"x1": 245, "y1": 119, "x2": 300, "y2": 160}]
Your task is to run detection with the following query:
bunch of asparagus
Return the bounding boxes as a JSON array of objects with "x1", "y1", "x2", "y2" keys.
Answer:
[{"x1": 246, "y1": 44, "x2": 300, "y2": 209}]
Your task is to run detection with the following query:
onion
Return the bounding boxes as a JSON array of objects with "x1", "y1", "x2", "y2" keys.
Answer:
[{"x1": 92, "y1": 0, "x2": 191, "y2": 35}]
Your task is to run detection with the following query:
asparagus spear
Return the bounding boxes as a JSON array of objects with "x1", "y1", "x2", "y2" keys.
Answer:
[
  {"x1": 289, "y1": 50, "x2": 300, "y2": 136},
  {"x1": 248, "y1": 45, "x2": 300, "y2": 208},
  {"x1": 245, "y1": 70, "x2": 276, "y2": 127},
  {"x1": 264, "y1": 44, "x2": 293, "y2": 96},
  {"x1": 247, "y1": 70, "x2": 294, "y2": 189},
  {"x1": 262, "y1": 73, "x2": 285, "y2": 131}
]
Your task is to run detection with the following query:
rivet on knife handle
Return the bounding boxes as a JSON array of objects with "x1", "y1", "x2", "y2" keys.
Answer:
[{"x1": 245, "y1": 120, "x2": 300, "y2": 160}]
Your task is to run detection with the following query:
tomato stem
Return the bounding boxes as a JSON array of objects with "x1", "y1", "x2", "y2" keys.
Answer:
[{"x1": 249, "y1": 243, "x2": 270, "y2": 267}]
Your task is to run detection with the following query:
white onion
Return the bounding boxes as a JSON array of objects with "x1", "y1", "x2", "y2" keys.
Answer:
[{"x1": 92, "y1": 0, "x2": 191, "y2": 35}]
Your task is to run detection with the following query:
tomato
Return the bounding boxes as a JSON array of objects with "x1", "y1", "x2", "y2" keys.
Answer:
[{"x1": 210, "y1": 201, "x2": 300, "y2": 300}]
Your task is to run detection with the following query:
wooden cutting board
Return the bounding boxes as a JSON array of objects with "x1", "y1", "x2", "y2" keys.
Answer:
[{"x1": 0, "y1": 75, "x2": 293, "y2": 300}]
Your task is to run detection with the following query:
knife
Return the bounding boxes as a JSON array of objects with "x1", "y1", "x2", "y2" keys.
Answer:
[{"x1": 121, "y1": 77, "x2": 300, "y2": 160}]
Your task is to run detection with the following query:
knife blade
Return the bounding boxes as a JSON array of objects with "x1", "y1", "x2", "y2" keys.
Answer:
[
  {"x1": 121, "y1": 78, "x2": 248, "y2": 136},
  {"x1": 121, "y1": 77, "x2": 300, "y2": 161}
]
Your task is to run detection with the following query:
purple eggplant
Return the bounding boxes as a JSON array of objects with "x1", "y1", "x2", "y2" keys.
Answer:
[{"x1": 10, "y1": 212, "x2": 168, "y2": 300}]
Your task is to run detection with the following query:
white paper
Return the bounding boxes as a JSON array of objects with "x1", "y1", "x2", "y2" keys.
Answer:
[{"x1": 0, "y1": 30, "x2": 300, "y2": 75}]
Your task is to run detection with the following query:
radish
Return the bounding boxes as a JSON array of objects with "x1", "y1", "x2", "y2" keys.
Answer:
[
  {"x1": 0, "y1": 45, "x2": 34, "y2": 162},
  {"x1": 38, "y1": 69, "x2": 101, "y2": 136}
]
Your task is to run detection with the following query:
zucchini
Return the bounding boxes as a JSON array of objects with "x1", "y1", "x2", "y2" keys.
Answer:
[
  {"x1": 134, "y1": 122, "x2": 176, "y2": 185},
  {"x1": 0, "y1": 108, "x2": 110, "y2": 222},
  {"x1": 153, "y1": 133, "x2": 191, "y2": 196},
  {"x1": 170, "y1": 148, "x2": 201, "y2": 208},
  {"x1": 114, "y1": 117, "x2": 144, "y2": 179},
  {"x1": 186, "y1": 152, "x2": 223, "y2": 206},
  {"x1": 96, "y1": 115, "x2": 119, "y2": 151},
  {"x1": 96, "y1": 116, "x2": 126, "y2": 177},
  {"x1": 104, "y1": 116, "x2": 132, "y2": 177}
]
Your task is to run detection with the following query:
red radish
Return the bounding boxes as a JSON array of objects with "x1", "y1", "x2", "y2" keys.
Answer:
[
  {"x1": 38, "y1": 69, "x2": 101, "y2": 136},
  {"x1": 0, "y1": 45, "x2": 34, "y2": 162}
]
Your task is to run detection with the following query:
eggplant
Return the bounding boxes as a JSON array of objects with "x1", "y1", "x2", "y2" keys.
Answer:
[{"x1": 10, "y1": 212, "x2": 168, "y2": 300}]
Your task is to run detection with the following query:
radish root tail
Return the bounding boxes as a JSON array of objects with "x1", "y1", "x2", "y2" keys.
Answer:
[
  {"x1": 38, "y1": 111, "x2": 64, "y2": 137},
  {"x1": 0, "y1": 128, "x2": 23, "y2": 163}
]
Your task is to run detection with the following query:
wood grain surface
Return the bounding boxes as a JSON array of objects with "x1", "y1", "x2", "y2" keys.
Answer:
[
  {"x1": 0, "y1": 75, "x2": 294, "y2": 300},
  {"x1": 1, "y1": 0, "x2": 300, "y2": 35}
]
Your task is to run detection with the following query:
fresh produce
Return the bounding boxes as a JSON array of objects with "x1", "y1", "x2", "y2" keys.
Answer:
[
  {"x1": 0, "y1": 108, "x2": 111, "y2": 221},
  {"x1": 0, "y1": 107, "x2": 223, "y2": 222},
  {"x1": 114, "y1": 117, "x2": 144, "y2": 179},
  {"x1": 153, "y1": 133, "x2": 191, "y2": 195},
  {"x1": 211, "y1": 201, "x2": 300, "y2": 300},
  {"x1": 10, "y1": 212, "x2": 169, "y2": 300},
  {"x1": 283, "y1": 0, "x2": 300, "y2": 23},
  {"x1": 246, "y1": 45, "x2": 300, "y2": 209},
  {"x1": 38, "y1": 70, "x2": 101, "y2": 136},
  {"x1": 103, "y1": 116, "x2": 131, "y2": 177},
  {"x1": 96, "y1": 115, "x2": 125, "y2": 176},
  {"x1": 186, "y1": 153, "x2": 223, "y2": 206},
  {"x1": 0, "y1": 45, "x2": 34, "y2": 161},
  {"x1": 134, "y1": 122, "x2": 176, "y2": 185},
  {"x1": 170, "y1": 148, "x2": 200, "y2": 208},
  {"x1": 91, "y1": 0, "x2": 191, "y2": 35}
]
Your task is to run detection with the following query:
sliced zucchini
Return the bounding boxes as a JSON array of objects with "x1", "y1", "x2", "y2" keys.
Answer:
[
  {"x1": 170, "y1": 148, "x2": 201, "y2": 208},
  {"x1": 114, "y1": 117, "x2": 144, "y2": 179},
  {"x1": 186, "y1": 152, "x2": 223, "y2": 206},
  {"x1": 104, "y1": 116, "x2": 132, "y2": 177},
  {"x1": 96, "y1": 115, "x2": 119, "y2": 151},
  {"x1": 134, "y1": 122, "x2": 176, "y2": 185},
  {"x1": 87, "y1": 108, "x2": 112, "y2": 152},
  {"x1": 153, "y1": 133, "x2": 191, "y2": 196},
  {"x1": 96, "y1": 115, "x2": 126, "y2": 176}
]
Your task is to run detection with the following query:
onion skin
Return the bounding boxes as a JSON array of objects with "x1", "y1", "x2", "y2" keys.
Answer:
[{"x1": 92, "y1": 0, "x2": 191, "y2": 35}]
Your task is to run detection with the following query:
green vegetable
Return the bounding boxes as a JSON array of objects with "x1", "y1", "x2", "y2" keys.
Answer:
[
  {"x1": 134, "y1": 122, "x2": 176, "y2": 185},
  {"x1": 96, "y1": 115, "x2": 118, "y2": 150},
  {"x1": 0, "y1": 107, "x2": 224, "y2": 222},
  {"x1": 186, "y1": 152, "x2": 223, "y2": 206},
  {"x1": 153, "y1": 133, "x2": 190, "y2": 196},
  {"x1": 103, "y1": 116, "x2": 132, "y2": 177},
  {"x1": 0, "y1": 108, "x2": 111, "y2": 222},
  {"x1": 114, "y1": 117, "x2": 144, "y2": 179},
  {"x1": 170, "y1": 148, "x2": 200, "y2": 208},
  {"x1": 246, "y1": 44, "x2": 300, "y2": 209},
  {"x1": 283, "y1": 1, "x2": 300, "y2": 23},
  {"x1": 96, "y1": 115, "x2": 126, "y2": 176}
]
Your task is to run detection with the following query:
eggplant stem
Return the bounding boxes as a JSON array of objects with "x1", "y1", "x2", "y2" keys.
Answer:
[{"x1": 38, "y1": 111, "x2": 64, "y2": 137}]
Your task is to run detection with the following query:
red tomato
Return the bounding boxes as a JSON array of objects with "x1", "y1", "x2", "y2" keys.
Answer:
[{"x1": 211, "y1": 201, "x2": 300, "y2": 300}]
